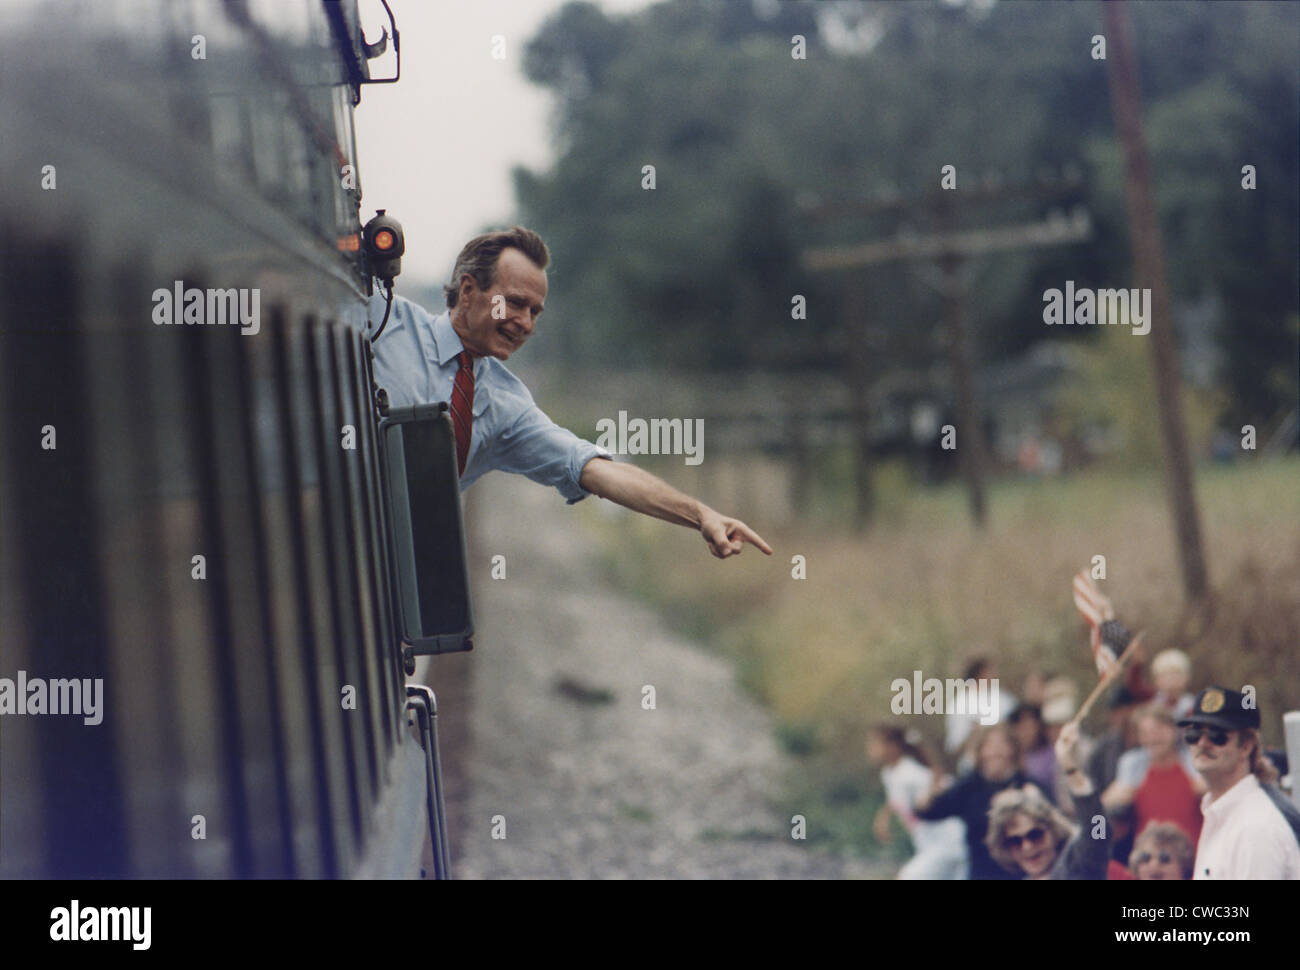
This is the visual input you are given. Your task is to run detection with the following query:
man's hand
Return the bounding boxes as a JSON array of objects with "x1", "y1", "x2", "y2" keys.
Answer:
[
  {"x1": 579, "y1": 457, "x2": 773, "y2": 559},
  {"x1": 699, "y1": 508, "x2": 773, "y2": 559}
]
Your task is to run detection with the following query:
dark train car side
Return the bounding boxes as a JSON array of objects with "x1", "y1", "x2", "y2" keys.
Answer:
[{"x1": 0, "y1": 0, "x2": 445, "y2": 879}]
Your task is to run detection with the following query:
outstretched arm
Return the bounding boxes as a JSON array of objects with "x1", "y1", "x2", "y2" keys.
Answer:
[
  {"x1": 1055, "y1": 721, "x2": 1110, "y2": 880},
  {"x1": 578, "y1": 457, "x2": 773, "y2": 559}
]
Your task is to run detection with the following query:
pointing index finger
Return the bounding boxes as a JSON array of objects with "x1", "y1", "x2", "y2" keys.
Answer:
[{"x1": 737, "y1": 523, "x2": 773, "y2": 555}]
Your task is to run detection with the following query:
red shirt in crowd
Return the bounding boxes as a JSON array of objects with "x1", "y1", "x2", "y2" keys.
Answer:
[{"x1": 1134, "y1": 761, "x2": 1202, "y2": 843}]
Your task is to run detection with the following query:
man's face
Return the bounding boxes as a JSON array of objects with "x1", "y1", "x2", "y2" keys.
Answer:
[
  {"x1": 452, "y1": 247, "x2": 547, "y2": 360},
  {"x1": 1187, "y1": 726, "x2": 1250, "y2": 783}
]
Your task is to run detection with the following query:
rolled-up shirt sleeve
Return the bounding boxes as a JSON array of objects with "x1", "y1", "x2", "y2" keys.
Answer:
[{"x1": 488, "y1": 392, "x2": 611, "y2": 504}]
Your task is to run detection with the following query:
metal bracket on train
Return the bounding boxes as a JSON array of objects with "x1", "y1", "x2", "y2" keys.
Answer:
[
  {"x1": 359, "y1": 0, "x2": 400, "y2": 86},
  {"x1": 405, "y1": 685, "x2": 451, "y2": 879}
]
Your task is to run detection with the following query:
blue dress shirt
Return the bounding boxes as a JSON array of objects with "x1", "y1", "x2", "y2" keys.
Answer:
[{"x1": 368, "y1": 292, "x2": 609, "y2": 503}]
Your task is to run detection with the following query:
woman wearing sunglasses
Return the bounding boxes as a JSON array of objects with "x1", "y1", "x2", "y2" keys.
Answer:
[{"x1": 984, "y1": 721, "x2": 1109, "y2": 879}]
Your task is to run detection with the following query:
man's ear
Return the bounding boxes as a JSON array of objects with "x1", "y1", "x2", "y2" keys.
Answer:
[{"x1": 1242, "y1": 731, "x2": 1257, "y2": 756}]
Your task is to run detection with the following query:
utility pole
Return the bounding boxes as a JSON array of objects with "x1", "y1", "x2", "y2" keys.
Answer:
[
  {"x1": 1102, "y1": 0, "x2": 1209, "y2": 602},
  {"x1": 843, "y1": 273, "x2": 875, "y2": 528},
  {"x1": 937, "y1": 196, "x2": 988, "y2": 526},
  {"x1": 801, "y1": 178, "x2": 1091, "y2": 530}
]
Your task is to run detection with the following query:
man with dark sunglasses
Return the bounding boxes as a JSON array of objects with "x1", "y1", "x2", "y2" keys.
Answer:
[{"x1": 1177, "y1": 686, "x2": 1300, "y2": 879}]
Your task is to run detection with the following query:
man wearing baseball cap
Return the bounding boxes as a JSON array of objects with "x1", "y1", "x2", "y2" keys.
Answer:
[{"x1": 1178, "y1": 686, "x2": 1300, "y2": 879}]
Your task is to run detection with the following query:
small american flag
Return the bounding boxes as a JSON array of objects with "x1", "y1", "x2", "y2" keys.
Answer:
[{"x1": 1072, "y1": 570, "x2": 1119, "y2": 678}]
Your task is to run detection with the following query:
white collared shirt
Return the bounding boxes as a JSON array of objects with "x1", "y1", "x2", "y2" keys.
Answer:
[{"x1": 1193, "y1": 773, "x2": 1300, "y2": 879}]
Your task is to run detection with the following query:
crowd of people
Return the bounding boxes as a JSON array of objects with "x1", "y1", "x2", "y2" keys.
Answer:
[{"x1": 867, "y1": 650, "x2": 1300, "y2": 880}]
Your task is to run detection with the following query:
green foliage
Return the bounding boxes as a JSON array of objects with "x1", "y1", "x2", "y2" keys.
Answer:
[
  {"x1": 1054, "y1": 298, "x2": 1233, "y2": 468},
  {"x1": 1058, "y1": 319, "x2": 1162, "y2": 468},
  {"x1": 518, "y1": 0, "x2": 1298, "y2": 425},
  {"x1": 774, "y1": 720, "x2": 820, "y2": 757}
]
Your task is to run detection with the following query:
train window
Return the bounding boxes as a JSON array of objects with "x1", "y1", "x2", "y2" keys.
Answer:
[
  {"x1": 332, "y1": 86, "x2": 363, "y2": 223},
  {"x1": 248, "y1": 91, "x2": 290, "y2": 198},
  {"x1": 196, "y1": 0, "x2": 363, "y2": 265},
  {"x1": 281, "y1": 108, "x2": 314, "y2": 225}
]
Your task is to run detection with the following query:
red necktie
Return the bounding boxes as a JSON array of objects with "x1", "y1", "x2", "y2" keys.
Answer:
[{"x1": 450, "y1": 350, "x2": 475, "y2": 476}]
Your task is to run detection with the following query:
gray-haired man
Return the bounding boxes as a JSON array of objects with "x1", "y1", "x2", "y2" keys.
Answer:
[{"x1": 370, "y1": 226, "x2": 772, "y2": 560}]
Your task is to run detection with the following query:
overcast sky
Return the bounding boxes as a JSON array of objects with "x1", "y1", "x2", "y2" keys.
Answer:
[{"x1": 353, "y1": 0, "x2": 653, "y2": 289}]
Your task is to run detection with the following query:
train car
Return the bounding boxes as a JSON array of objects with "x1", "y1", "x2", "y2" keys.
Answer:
[{"x1": 0, "y1": 0, "x2": 466, "y2": 879}]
